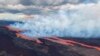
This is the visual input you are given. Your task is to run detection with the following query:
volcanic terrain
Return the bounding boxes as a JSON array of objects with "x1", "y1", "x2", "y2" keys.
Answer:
[{"x1": 0, "y1": 20, "x2": 100, "y2": 56}]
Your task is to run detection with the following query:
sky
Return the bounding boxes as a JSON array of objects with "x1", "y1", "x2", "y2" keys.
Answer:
[
  {"x1": 0, "y1": 0, "x2": 100, "y2": 38},
  {"x1": 0, "y1": 0, "x2": 99, "y2": 15}
]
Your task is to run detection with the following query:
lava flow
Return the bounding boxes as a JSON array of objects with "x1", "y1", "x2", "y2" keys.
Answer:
[
  {"x1": 5, "y1": 26, "x2": 22, "y2": 32},
  {"x1": 44, "y1": 37, "x2": 100, "y2": 51},
  {"x1": 5, "y1": 26, "x2": 100, "y2": 52},
  {"x1": 16, "y1": 33, "x2": 42, "y2": 44}
]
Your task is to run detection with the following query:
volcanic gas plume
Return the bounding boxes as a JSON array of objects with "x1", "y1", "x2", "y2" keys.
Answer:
[{"x1": 8, "y1": 1, "x2": 100, "y2": 38}]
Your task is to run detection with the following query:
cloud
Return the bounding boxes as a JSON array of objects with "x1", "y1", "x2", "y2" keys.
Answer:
[
  {"x1": 0, "y1": 0, "x2": 99, "y2": 6},
  {"x1": 0, "y1": 0, "x2": 19, "y2": 4},
  {"x1": 0, "y1": 4, "x2": 43, "y2": 14},
  {"x1": 0, "y1": 0, "x2": 99, "y2": 15},
  {"x1": 20, "y1": 0, "x2": 33, "y2": 5}
]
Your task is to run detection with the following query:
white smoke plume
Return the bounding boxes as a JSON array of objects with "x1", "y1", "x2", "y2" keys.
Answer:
[{"x1": 8, "y1": 1, "x2": 100, "y2": 38}]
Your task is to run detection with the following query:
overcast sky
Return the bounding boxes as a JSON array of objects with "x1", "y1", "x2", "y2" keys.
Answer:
[
  {"x1": 0, "y1": 0, "x2": 99, "y2": 14},
  {"x1": 0, "y1": 0, "x2": 98, "y2": 5},
  {"x1": 0, "y1": 0, "x2": 99, "y2": 18}
]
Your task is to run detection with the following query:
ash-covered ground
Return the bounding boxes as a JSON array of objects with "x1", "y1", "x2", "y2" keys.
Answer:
[{"x1": 0, "y1": 20, "x2": 100, "y2": 56}]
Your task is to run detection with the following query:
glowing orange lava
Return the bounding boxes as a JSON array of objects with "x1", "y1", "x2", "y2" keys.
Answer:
[
  {"x1": 5, "y1": 26, "x2": 22, "y2": 32},
  {"x1": 45, "y1": 37, "x2": 100, "y2": 51},
  {"x1": 16, "y1": 33, "x2": 42, "y2": 44}
]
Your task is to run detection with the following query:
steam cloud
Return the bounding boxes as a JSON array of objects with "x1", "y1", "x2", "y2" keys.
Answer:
[{"x1": 8, "y1": 1, "x2": 100, "y2": 38}]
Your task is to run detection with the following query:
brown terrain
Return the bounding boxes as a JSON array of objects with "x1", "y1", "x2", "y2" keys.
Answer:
[{"x1": 0, "y1": 20, "x2": 100, "y2": 56}]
